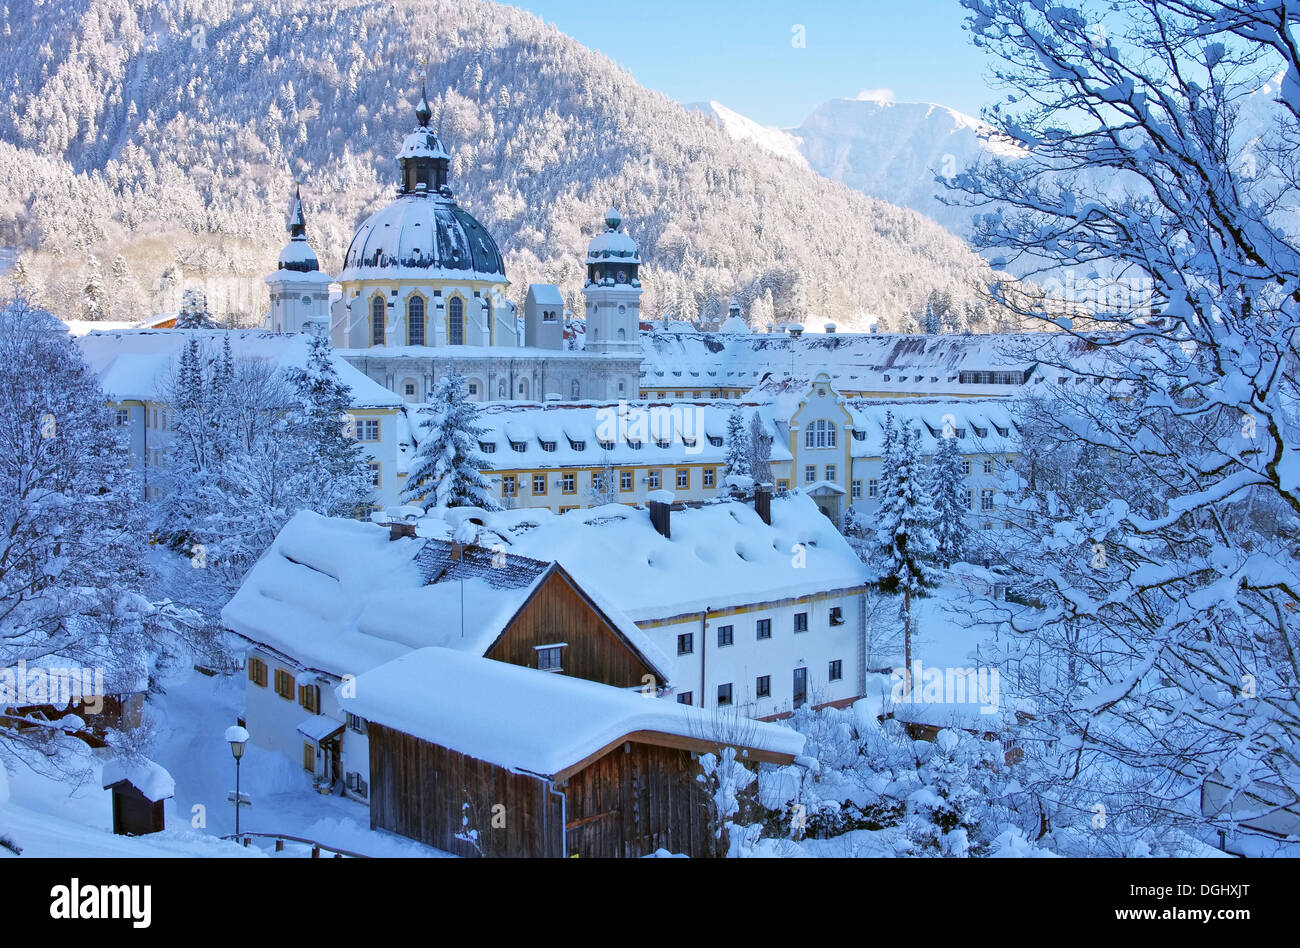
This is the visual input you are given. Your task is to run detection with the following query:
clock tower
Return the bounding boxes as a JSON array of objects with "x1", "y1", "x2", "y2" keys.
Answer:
[{"x1": 582, "y1": 206, "x2": 642, "y2": 355}]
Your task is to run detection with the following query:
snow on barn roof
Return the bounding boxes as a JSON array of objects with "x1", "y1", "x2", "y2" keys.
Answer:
[
  {"x1": 639, "y1": 330, "x2": 1115, "y2": 396},
  {"x1": 76, "y1": 329, "x2": 402, "y2": 409},
  {"x1": 101, "y1": 757, "x2": 175, "y2": 802},
  {"x1": 415, "y1": 492, "x2": 870, "y2": 621},
  {"x1": 221, "y1": 511, "x2": 670, "y2": 680},
  {"x1": 339, "y1": 647, "x2": 804, "y2": 777},
  {"x1": 441, "y1": 400, "x2": 790, "y2": 468}
]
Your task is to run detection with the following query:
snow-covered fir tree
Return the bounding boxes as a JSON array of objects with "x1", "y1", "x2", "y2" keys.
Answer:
[
  {"x1": 283, "y1": 334, "x2": 374, "y2": 517},
  {"x1": 723, "y1": 408, "x2": 751, "y2": 480},
  {"x1": 587, "y1": 451, "x2": 619, "y2": 506},
  {"x1": 873, "y1": 413, "x2": 939, "y2": 679},
  {"x1": 81, "y1": 254, "x2": 105, "y2": 320},
  {"x1": 926, "y1": 430, "x2": 972, "y2": 566},
  {"x1": 404, "y1": 374, "x2": 500, "y2": 509},
  {"x1": 175, "y1": 288, "x2": 216, "y2": 329}
]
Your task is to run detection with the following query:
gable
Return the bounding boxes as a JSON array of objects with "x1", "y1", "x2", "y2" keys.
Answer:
[{"x1": 485, "y1": 568, "x2": 661, "y2": 688}]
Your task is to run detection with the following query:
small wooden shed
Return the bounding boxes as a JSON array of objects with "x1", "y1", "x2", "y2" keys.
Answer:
[
  {"x1": 102, "y1": 758, "x2": 174, "y2": 836},
  {"x1": 342, "y1": 647, "x2": 804, "y2": 858}
]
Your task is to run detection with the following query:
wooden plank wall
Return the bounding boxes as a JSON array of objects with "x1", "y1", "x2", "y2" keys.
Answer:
[
  {"x1": 368, "y1": 723, "x2": 564, "y2": 858},
  {"x1": 487, "y1": 571, "x2": 656, "y2": 688},
  {"x1": 563, "y1": 741, "x2": 717, "y2": 858}
]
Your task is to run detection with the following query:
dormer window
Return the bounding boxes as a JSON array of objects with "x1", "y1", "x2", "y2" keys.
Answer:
[
  {"x1": 540, "y1": 440, "x2": 557, "y2": 453},
  {"x1": 479, "y1": 441, "x2": 497, "y2": 454},
  {"x1": 568, "y1": 438, "x2": 587, "y2": 451},
  {"x1": 655, "y1": 438, "x2": 671, "y2": 449},
  {"x1": 707, "y1": 435, "x2": 723, "y2": 447},
  {"x1": 510, "y1": 440, "x2": 527, "y2": 453},
  {"x1": 598, "y1": 439, "x2": 615, "y2": 451}
]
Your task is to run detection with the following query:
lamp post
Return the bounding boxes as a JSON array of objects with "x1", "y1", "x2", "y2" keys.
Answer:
[{"x1": 225, "y1": 724, "x2": 249, "y2": 838}]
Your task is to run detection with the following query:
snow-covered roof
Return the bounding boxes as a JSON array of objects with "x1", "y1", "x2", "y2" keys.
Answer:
[
  {"x1": 639, "y1": 330, "x2": 1120, "y2": 397},
  {"x1": 76, "y1": 329, "x2": 402, "y2": 409},
  {"x1": 339, "y1": 647, "x2": 804, "y2": 776},
  {"x1": 839, "y1": 398, "x2": 1021, "y2": 458},
  {"x1": 397, "y1": 128, "x2": 451, "y2": 162},
  {"x1": 221, "y1": 511, "x2": 670, "y2": 680},
  {"x1": 439, "y1": 400, "x2": 791, "y2": 468},
  {"x1": 415, "y1": 493, "x2": 870, "y2": 620},
  {"x1": 101, "y1": 757, "x2": 175, "y2": 802},
  {"x1": 526, "y1": 283, "x2": 564, "y2": 305}
]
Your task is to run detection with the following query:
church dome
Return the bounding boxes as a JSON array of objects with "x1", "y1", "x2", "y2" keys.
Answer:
[
  {"x1": 338, "y1": 87, "x2": 506, "y2": 283},
  {"x1": 340, "y1": 195, "x2": 506, "y2": 281}
]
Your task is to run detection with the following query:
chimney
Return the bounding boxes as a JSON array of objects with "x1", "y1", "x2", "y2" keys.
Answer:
[
  {"x1": 389, "y1": 521, "x2": 417, "y2": 541},
  {"x1": 754, "y1": 484, "x2": 772, "y2": 526},
  {"x1": 647, "y1": 490, "x2": 674, "y2": 539}
]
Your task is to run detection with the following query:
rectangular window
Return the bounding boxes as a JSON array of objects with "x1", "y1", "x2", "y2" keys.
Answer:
[
  {"x1": 805, "y1": 465, "x2": 817, "y2": 483},
  {"x1": 533, "y1": 473, "x2": 547, "y2": 495},
  {"x1": 702, "y1": 468, "x2": 716, "y2": 488},
  {"x1": 676, "y1": 468, "x2": 689, "y2": 489},
  {"x1": 717, "y1": 683, "x2": 733, "y2": 707},
  {"x1": 346, "y1": 712, "x2": 367, "y2": 734},
  {"x1": 756, "y1": 675, "x2": 771, "y2": 699},
  {"x1": 274, "y1": 669, "x2": 294, "y2": 701},
  {"x1": 303, "y1": 743, "x2": 316, "y2": 773},
  {"x1": 346, "y1": 771, "x2": 369, "y2": 798},
  {"x1": 756, "y1": 618, "x2": 772, "y2": 640},
  {"x1": 620, "y1": 469, "x2": 634, "y2": 492},
  {"x1": 794, "y1": 612, "x2": 809, "y2": 634},
  {"x1": 868, "y1": 478, "x2": 879, "y2": 499},
  {"x1": 247, "y1": 657, "x2": 267, "y2": 688},
  {"x1": 777, "y1": 479, "x2": 789, "y2": 491},
  {"x1": 851, "y1": 480, "x2": 862, "y2": 499},
  {"x1": 502, "y1": 474, "x2": 516, "y2": 497},
  {"x1": 830, "y1": 606, "x2": 844, "y2": 626},
  {"x1": 358, "y1": 419, "x2": 381, "y2": 442},
  {"x1": 368, "y1": 461, "x2": 381, "y2": 488},
  {"x1": 558, "y1": 505, "x2": 580, "y2": 514},
  {"x1": 677, "y1": 632, "x2": 694, "y2": 655},
  {"x1": 677, "y1": 691, "x2": 693, "y2": 705},
  {"x1": 983, "y1": 458, "x2": 994, "y2": 475},
  {"x1": 825, "y1": 464, "x2": 836, "y2": 482},
  {"x1": 829, "y1": 660, "x2": 843, "y2": 682},
  {"x1": 536, "y1": 644, "x2": 565, "y2": 672},
  {"x1": 114, "y1": 408, "x2": 130, "y2": 426},
  {"x1": 961, "y1": 458, "x2": 972, "y2": 476},
  {"x1": 717, "y1": 624, "x2": 734, "y2": 647},
  {"x1": 647, "y1": 470, "x2": 661, "y2": 490},
  {"x1": 981, "y1": 488, "x2": 995, "y2": 512},
  {"x1": 562, "y1": 472, "x2": 576, "y2": 494},
  {"x1": 298, "y1": 683, "x2": 320, "y2": 714},
  {"x1": 968, "y1": 488, "x2": 976, "y2": 510}
]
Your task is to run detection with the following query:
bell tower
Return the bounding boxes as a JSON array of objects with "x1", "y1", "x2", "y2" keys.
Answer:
[
  {"x1": 265, "y1": 183, "x2": 333, "y2": 335},
  {"x1": 582, "y1": 206, "x2": 642, "y2": 355}
]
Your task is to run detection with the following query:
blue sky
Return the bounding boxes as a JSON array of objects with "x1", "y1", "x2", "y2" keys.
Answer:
[{"x1": 508, "y1": 0, "x2": 1000, "y2": 128}]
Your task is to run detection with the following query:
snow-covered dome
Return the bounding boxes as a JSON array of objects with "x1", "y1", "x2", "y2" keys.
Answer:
[
  {"x1": 720, "y1": 314, "x2": 749, "y2": 334},
  {"x1": 338, "y1": 88, "x2": 506, "y2": 283},
  {"x1": 341, "y1": 195, "x2": 506, "y2": 281},
  {"x1": 586, "y1": 206, "x2": 641, "y2": 265}
]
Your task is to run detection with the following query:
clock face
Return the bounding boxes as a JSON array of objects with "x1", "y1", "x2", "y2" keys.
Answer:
[{"x1": 616, "y1": 270, "x2": 628, "y2": 284}]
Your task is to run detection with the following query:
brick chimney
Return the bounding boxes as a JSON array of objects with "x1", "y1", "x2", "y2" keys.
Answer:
[
  {"x1": 389, "y1": 522, "x2": 417, "y2": 541},
  {"x1": 647, "y1": 490, "x2": 674, "y2": 539},
  {"x1": 754, "y1": 484, "x2": 772, "y2": 526}
]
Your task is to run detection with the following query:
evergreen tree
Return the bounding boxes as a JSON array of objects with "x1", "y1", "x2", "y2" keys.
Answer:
[
  {"x1": 873, "y1": 414, "x2": 939, "y2": 686},
  {"x1": 81, "y1": 254, "x2": 105, "y2": 320},
  {"x1": 176, "y1": 288, "x2": 216, "y2": 328},
  {"x1": 404, "y1": 374, "x2": 500, "y2": 509},
  {"x1": 587, "y1": 451, "x2": 619, "y2": 505},
  {"x1": 284, "y1": 334, "x2": 374, "y2": 516},
  {"x1": 723, "y1": 407, "x2": 751, "y2": 481},
  {"x1": 927, "y1": 431, "x2": 973, "y2": 566}
]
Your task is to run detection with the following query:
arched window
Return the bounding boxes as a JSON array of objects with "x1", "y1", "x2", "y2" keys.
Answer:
[
  {"x1": 371, "y1": 296, "x2": 385, "y2": 346},
  {"x1": 616, "y1": 327, "x2": 626, "y2": 341},
  {"x1": 407, "y1": 296, "x2": 425, "y2": 346},
  {"x1": 804, "y1": 419, "x2": 837, "y2": 449},
  {"x1": 448, "y1": 297, "x2": 464, "y2": 345}
]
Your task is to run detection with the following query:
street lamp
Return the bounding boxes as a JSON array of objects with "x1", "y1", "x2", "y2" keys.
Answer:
[{"x1": 225, "y1": 724, "x2": 249, "y2": 838}]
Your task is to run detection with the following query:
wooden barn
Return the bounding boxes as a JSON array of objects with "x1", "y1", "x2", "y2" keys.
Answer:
[{"x1": 342, "y1": 648, "x2": 803, "y2": 858}]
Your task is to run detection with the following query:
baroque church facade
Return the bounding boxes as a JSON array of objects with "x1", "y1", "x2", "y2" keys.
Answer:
[{"x1": 265, "y1": 86, "x2": 642, "y2": 404}]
